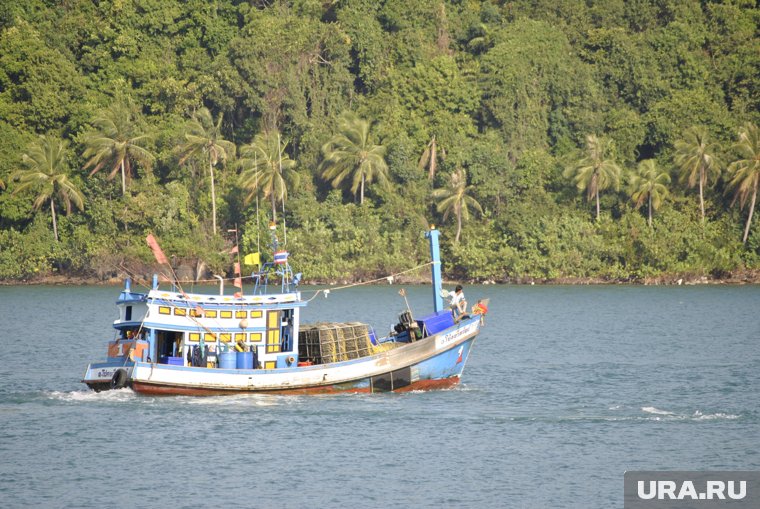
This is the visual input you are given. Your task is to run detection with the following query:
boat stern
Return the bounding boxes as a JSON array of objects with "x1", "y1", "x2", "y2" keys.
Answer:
[{"x1": 82, "y1": 361, "x2": 135, "y2": 392}]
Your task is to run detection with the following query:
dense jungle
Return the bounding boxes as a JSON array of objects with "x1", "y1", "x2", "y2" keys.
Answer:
[{"x1": 1, "y1": 0, "x2": 758, "y2": 284}]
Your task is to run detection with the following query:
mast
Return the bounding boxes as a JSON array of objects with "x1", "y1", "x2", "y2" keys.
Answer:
[{"x1": 425, "y1": 225, "x2": 444, "y2": 313}]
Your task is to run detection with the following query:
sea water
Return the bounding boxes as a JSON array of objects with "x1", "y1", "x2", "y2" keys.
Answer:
[{"x1": 0, "y1": 284, "x2": 758, "y2": 508}]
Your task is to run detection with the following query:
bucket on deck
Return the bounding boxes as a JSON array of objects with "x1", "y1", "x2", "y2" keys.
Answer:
[
  {"x1": 236, "y1": 351, "x2": 254, "y2": 369},
  {"x1": 219, "y1": 351, "x2": 237, "y2": 370}
]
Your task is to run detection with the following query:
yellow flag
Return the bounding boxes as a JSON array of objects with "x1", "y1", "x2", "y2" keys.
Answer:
[{"x1": 243, "y1": 252, "x2": 260, "y2": 266}]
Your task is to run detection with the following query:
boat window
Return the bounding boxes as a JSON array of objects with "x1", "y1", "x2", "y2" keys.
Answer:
[
  {"x1": 266, "y1": 310, "x2": 281, "y2": 353},
  {"x1": 125, "y1": 306, "x2": 132, "y2": 321},
  {"x1": 266, "y1": 330, "x2": 280, "y2": 353}
]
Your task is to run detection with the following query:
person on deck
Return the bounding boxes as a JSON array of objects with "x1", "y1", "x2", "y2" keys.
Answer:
[{"x1": 449, "y1": 285, "x2": 467, "y2": 321}]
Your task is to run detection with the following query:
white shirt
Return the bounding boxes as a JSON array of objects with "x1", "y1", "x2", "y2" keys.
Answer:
[{"x1": 450, "y1": 291, "x2": 466, "y2": 314}]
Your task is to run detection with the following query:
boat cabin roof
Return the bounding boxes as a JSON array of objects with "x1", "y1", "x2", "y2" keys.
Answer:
[{"x1": 146, "y1": 289, "x2": 304, "y2": 307}]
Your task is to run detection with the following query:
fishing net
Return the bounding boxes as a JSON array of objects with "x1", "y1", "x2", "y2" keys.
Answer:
[{"x1": 299, "y1": 322, "x2": 387, "y2": 365}]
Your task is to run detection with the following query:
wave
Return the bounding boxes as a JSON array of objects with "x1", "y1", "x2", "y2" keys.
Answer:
[
  {"x1": 641, "y1": 406, "x2": 676, "y2": 415},
  {"x1": 46, "y1": 388, "x2": 137, "y2": 402},
  {"x1": 692, "y1": 410, "x2": 740, "y2": 420},
  {"x1": 501, "y1": 407, "x2": 744, "y2": 423},
  {"x1": 641, "y1": 406, "x2": 739, "y2": 421}
]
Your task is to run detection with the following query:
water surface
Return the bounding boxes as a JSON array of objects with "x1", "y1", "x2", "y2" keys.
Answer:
[{"x1": 0, "y1": 284, "x2": 758, "y2": 508}]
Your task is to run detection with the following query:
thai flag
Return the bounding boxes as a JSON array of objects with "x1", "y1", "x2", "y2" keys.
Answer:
[{"x1": 274, "y1": 251, "x2": 289, "y2": 265}]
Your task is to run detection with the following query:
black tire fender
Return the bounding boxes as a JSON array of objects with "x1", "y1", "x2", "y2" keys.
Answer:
[{"x1": 110, "y1": 369, "x2": 129, "y2": 390}]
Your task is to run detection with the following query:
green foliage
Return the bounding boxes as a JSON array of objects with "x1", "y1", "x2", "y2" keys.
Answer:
[
  {"x1": 563, "y1": 135, "x2": 622, "y2": 219},
  {"x1": 81, "y1": 101, "x2": 155, "y2": 195},
  {"x1": 0, "y1": 20, "x2": 89, "y2": 133},
  {"x1": 0, "y1": 0, "x2": 758, "y2": 283},
  {"x1": 726, "y1": 123, "x2": 760, "y2": 244},
  {"x1": 432, "y1": 168, "x2": 483, "y2": 244},
  {"x1": 674, "y1": 126, "x2": 723, "y2": 222},
  {"x1": 481, "y1": 18, "x2": 601, "y2": 152},
  {"x1": 320, "y1": 113, "x2": 389, "y2": 205},
  {"x1": 11, "y1": 135, "x2": 84, "y2": 242},
  {"x1": 628, "y1": 159, "x2": 671, "y2": 226},
  {"x1": 177, "y1": 107, "x2": 236, "y2": 234},
  {"x1": 238, "y1": 130, "x2": 298, "y2": 221}
]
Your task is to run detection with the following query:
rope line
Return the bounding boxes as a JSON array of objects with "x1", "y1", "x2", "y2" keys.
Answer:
[
  {"x1": 115, "y1": 261, "x2": 435, "y2": 287},
  {"x1": 301, "y1": 261, "x2": 434, "y2": 302}
]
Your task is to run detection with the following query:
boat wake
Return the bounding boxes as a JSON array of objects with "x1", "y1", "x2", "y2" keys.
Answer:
[
  {"x1": 639, "y1": 406, "x2": 739, "y2": 421},
  {"x1": 641, "y1": 406, "x2": 676, "y2": 416},
  {"x1": 505, "y1": 406, "x2": 743, "y2": 423},
  {"x1": 46, "y1": 388, "x2": 137, "y2": 402},
  {"x1": 178, "y1": 393, "x2": 296, "y2": 407}
]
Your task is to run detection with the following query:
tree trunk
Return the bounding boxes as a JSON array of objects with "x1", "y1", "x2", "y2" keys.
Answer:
[
  {"x1": 699, "y1": 168, "x2": 705, "y2": 223},
  {"x1": 50, "y1": 199, "x2": 58, "y2": 242},
  {"x1": 360, "y1": 174, "x2": 365, "y2": 205},
  {"x1": 209, "y1": 162, "x2": 217, "y2": 234},
  {"x1": 271, "y1": 193, "x2": 277, "y2": 222},
  {"x1": 456, "y1": 206, "x2": 462, "y2": 244},
  {"x1": 742, "y1": 184, "x2": 757, "y2": 244},
  {"x1": 120, "y1": 159, "x2": 126, "y2": 195},
  {"x1": 648, "y1": 194, "x2": 652, "y2": 228},
  {"x1": 595, "y1": 188, "x2": 600, "y2": 220},
  {"x1": 429, "y1": 137, "x2": 437, "y2": 180}
]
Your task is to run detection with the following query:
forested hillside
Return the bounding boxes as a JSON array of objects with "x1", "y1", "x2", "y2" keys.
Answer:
[{"x1": 1, "y1": 0, "x2": 758, "y2": 283}]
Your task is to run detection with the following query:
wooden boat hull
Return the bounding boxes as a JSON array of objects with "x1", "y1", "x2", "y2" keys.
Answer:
[{"x1": 128, "y1": 317, "x2": 480, "y2": 396}]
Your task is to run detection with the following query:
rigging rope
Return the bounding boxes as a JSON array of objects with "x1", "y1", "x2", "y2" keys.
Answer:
[{"x1": 301, "y1": 261, "x2": 435, "y2": 302}]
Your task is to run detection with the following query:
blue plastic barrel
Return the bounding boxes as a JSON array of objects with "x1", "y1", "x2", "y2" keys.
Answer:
[
  {"x1": 236, "y1": 351, "x2": 253, "y2": 369},
  {"x1": 219, "y1": 351, "x2": 237, "y2": 370}
]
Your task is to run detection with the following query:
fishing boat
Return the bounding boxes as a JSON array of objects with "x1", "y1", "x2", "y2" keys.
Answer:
[{"x1": 81, "y1": 226, "x2": 484, "y2": 395}]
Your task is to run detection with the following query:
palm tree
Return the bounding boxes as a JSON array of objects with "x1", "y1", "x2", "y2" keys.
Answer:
[
  {"x1": 238, "y1": 130, "x2": 298, "y2": 222},
  {"x1": 432, "y1": 167, "x2": 483, "y2": 243},
  {"x1": 178, "y1": 107, "x2": 236, "y2": 234},
  {"x1": 563, "y1": 134, "x2": 622, "y2": 220},
  {"x1": 674, "y1": 126, "x2": 722, "y2": 223},
  {"x1": 320, "y1": 113, "x2": 390, "y2": 205},
  {"x1": 82, "y1": 102, "x2": 154, "y2": 195},
  {"x1": 12, "y1": 135, "x2": 84, "y2": 242},
  {"x1": 628, "y1": 159, "x2": 671, "y2": 227},
  {"x1": 419, "y1": 135, "x2": 446, "y2": 180},
  {"x1": 726, "y1": 123, "x2": 760, "y2": 244}
]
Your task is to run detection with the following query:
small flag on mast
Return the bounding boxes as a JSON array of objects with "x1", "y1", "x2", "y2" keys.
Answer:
[
  {"x1": 243, "y1": 253, "x2": 260, "y2": 266},
  {"x1": 146, "y1": 234, "x2": 169, "y2": 265},
  {"x1": 232, "y1": 262, "x2": 243, "y2": 298}
]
